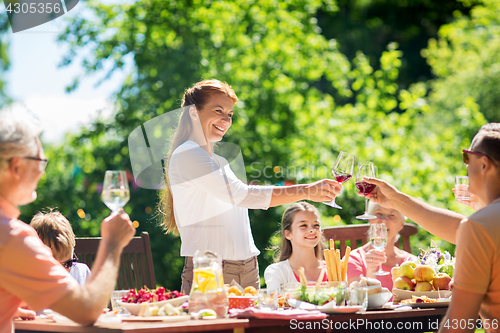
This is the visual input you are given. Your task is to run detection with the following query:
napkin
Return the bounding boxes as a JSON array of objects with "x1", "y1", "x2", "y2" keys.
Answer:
[{"x1": 229, "y1": 308, "x2": 327, "y2": 320}]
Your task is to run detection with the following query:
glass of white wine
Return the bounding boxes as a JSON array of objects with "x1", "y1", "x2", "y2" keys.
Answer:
[
  {"x1": 368, "y1": 223, "x2": 389, "y2": 276},
  {"x1": 102, "y1": 170, "x2": 130, "y2": 212}
]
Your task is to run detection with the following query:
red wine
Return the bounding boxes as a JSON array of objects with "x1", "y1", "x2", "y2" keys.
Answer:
[
  {"x1": 335, "y1": 174, "x2": 352, "y2": 183},
  {"x1": 355, "y1": 182, "x2": 376, "y2": 194}
]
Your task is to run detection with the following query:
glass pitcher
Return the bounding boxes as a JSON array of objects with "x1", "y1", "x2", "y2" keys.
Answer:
[{"x1": 189, "y1": 250, "x2": 228, "y2": 318}]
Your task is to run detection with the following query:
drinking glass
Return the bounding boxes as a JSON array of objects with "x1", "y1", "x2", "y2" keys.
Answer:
[
  {"x1": 257, "y1": 289, "x2": 278, "y2": 310},
  {"x1": 369, "y1": 223, "x2": 389, "y2": 276},
  {"x1": 355, "y1": 162, "x2": 377, "y2": 219},
  {"x1": 323, "y1": 151, "x2": 355, "y2": 209},
  {"x1": 348, "y1": 288, "x2": 368, "y2": 311},
  {"x1": 455, "y1": 176, "x2": 471, "y2": 201},
  {"x1": 102, "y1": 170, "x2": 130, "y2": 212},
  {"x1": 111, "y1": 290, "x2": 130, "y2": 310}
]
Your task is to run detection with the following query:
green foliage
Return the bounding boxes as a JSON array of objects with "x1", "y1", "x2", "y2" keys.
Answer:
[
  {"x1": 0, "y1": 13, "x2": 11, "y2": 106},
  {"x1": 423, "y1": 0, "x2": 500, "y2": 122},
  {"x1": 18, "y1": 0, "x2": 490, "y2": 291},
  {"x1": 317, "y1": 0, "x2": 474, "y2": 90}
]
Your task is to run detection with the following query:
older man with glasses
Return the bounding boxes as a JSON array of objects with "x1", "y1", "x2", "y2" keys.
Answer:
[
  {"x1": 0, "y1": 109, "x2": 136, "y2": 333},
  {"x1": 360, "y1": 123, "x2": 500, "y2": 333}
]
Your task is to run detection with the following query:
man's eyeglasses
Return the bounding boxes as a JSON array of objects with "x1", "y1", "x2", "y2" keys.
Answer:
[
  {"x1": 61, "y1": 254, "x2": 79, "y2": 270},
  {"x1": 20, "y1": 156, "x2": 49, "y2": 171},
  {"x1": 462, "y1": 149, "x2": 498, "y2": 167}
]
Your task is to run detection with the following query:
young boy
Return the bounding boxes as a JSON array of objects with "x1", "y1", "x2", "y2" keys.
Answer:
[{"x1": 30, "y1": 211, "x2": 91, "y2": 286}]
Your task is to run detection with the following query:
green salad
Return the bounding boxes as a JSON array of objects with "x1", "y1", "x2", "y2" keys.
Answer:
[{"x1": 297, "y1": 285, "x2": 346, "y2": 306}]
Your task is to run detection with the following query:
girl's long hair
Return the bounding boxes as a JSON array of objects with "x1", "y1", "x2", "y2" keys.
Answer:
[
  {"x1": 276, "y1": 202, "x2": 325, "y2": 262},
  {"x1": 158, "y1": 79, "x2": 238, "y2": 235}
]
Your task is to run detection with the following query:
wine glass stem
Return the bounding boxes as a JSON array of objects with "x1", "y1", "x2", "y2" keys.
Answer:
[{"x1": 364, "y1": 197, "x2": 369, "y2": 214}]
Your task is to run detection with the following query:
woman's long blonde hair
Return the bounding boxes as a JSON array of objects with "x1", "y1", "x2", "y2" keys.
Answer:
[{"x1": 158, "y1": 79, "x2": 238, "y2": 235}]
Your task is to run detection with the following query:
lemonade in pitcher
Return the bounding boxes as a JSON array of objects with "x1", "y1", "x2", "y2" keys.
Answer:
[{"x1": 189, "y1": 251, "x2": 228, "y2": 318}]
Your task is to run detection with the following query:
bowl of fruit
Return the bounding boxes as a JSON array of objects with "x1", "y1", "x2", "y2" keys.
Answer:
[
  {"x1": 227, "y1": 285, "x2": 258, "y2": 309},
  {"x1": 392, "y1": 261, "x2": 452, "y2": 300},
  {"x1": 116, "y1": 287, "x2": 188, "y2": 316}
]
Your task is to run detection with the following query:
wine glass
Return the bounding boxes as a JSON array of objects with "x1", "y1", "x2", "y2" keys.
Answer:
[
  {"x1": 368, "y1": 223, "x2": 389, "y2": 276},
  {"x1": 323, "y1": 151, "x2": 355, "y2": 209},
  {"x1": 355, "y1": 162, "x2": 377, "y2": 219},
  {"x1": 102, "y1": 170, "x2": 130, "y2": 212}
]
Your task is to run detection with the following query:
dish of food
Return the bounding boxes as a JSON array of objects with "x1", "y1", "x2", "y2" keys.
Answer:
[
  {"x1": 116, "y1": 295, "x2": 189, "y2": 316},
  {"x1": 400, "y1": 296, "x2": 451, "y2": 308},
  {"x1": 392, "y1": 288, "x2": 452, "y2": 300}
]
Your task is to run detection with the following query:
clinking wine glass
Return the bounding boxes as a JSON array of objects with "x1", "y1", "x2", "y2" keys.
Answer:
[
  {"x1": 369, "y1": 223, "x2": 389, "y2": 276},
  {"x1": 355, "y1": 162, "x2": 377, "y2": 220},
  {"x1": 102, "y1": 170, "x2": 130, "y2": 212},
  {"x1": 323, "y1": 151, "x2": 355, "y2": 209}
]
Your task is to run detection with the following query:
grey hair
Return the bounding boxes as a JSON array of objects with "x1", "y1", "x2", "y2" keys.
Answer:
[
  {"x1": 0, "y1": 107, "x2": 42, "y2": 171},
  {"x1": 368, "y1": 201, "x2": 406, "y2": 243},
  {"x1": 368, "y1": 201, "x2": 406, "y2": 222}
]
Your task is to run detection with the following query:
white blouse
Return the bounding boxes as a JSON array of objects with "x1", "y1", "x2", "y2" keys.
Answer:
[
  {"x1": 169, "y1": 141, "x2": 274, "y2": 261},
  {"x1": 264, "y1": 260, "x2": 296, "y2": 292}
]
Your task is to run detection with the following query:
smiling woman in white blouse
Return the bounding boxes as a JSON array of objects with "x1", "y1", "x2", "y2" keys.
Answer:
[{"x1": 159, "y1": 79, "x2": 342, "y2": 294}]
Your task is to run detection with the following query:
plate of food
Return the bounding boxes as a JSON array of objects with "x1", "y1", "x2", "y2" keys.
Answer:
[
  {"x1": 400, "y1": 296, "x2": 451, "y2": 308},
  {"x1": 392, "y1": 288, "x2": 452, "y2": 300}
]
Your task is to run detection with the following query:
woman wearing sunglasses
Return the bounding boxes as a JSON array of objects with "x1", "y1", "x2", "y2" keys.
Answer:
[{"x1": 359, "y1": 123, "x2": 500, "y2": 333}]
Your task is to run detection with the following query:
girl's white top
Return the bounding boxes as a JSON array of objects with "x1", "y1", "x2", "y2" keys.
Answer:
[
  {"x1": 264, "y1": 260, "x2": 296, "y2": 292},
  {"x1": 169, "y1": 140, "x2": 273, "y2": 260}
]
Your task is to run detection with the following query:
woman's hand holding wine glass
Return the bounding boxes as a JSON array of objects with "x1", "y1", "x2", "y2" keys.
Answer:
[
  {"x1": 323, "y1": 151, "x2": 355, "y2": 209},
  {"x1": 368, "y1": 223, "x2": 389, "y2": 276},
  {"x1": 102, "y1": 170, "x2": 130, "y2": 212}
]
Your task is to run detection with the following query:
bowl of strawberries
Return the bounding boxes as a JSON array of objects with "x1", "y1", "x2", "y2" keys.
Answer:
[{"x1": 116, "y1": 287, "x2": 188, "y2": 315}]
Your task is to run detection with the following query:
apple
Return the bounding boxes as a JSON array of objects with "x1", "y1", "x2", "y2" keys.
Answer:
[
  {"x1": 433, "y1": 273, "x2": 452, "y2": 290},
  {"x1": 393, "y1": 276, "x2": 415, "y2": 291},
  {"x1": 391, "y1": 264, "x2": 401, "y2": 282},
  {"x1": 414, "y1": 281, "x2": 433, "y2": 292},
  {"x1": 399, "y1": 262, "x2": 416, "y2": 279},
  {"x1": 414, "y1": 265, "x2": 435, "y2": 282}
]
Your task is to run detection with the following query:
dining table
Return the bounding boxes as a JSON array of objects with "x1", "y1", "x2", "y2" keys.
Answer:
[{"x1": 15, "y1": 306, "x2": 448, "y2": 333}]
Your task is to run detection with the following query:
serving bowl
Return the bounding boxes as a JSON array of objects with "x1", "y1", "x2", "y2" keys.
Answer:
[
  {"x1": 228, "y1": 296, "x2": 258, "y2": 309},
  {"x1": 116, "y1": 296, "x2": 189, "y2": 316},
  {"x1": 367, "y1": 291, "x2": 392, "y2": 308}
]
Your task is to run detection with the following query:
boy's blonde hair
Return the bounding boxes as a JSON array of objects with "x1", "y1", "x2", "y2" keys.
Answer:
[{"x1": 30, "y1": 210, "x2": 75, "y2": 262}]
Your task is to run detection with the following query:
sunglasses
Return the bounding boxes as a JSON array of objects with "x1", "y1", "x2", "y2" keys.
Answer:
[
  {"x1": 61, "y1": 254, "x2": 79, "y2": 269},
  {"x1": 462, "y1": 149, "x2": 498, "y2": 167}
]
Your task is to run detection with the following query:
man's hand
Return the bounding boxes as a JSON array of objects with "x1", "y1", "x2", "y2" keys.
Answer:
[
  {"x1": 100, "y1": 210, "x2": 135, "y2": 249},
  {"x1": 356, "y1": 177, "x2": 400, "y2": 209},
  {"x1": 14, "y1": 306, "x2": 36, "y2": 321}
]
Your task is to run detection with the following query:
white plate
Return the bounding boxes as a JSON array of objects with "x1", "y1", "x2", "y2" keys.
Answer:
[
  {"x1": 116, "y1": 296, "x2": 189, "y2": 316},
  {"x1": 368, "y1": 291, "x2": 393, "y2": 309},
  {"x1": 392, "y1": 288, "x2": 452, "y2": 300},
  {"x1": 321, "y1": 306, "x2": 363, "y2": 314},
  {"x1": 287, "y1": 299, "x2": 362, "y2": 314},
  {"x1": 121, "y1": 315, "x2": 191, "y2": 322},
  {"x1": 403, "y1": 298, "x2": 451, "y2": 308}
]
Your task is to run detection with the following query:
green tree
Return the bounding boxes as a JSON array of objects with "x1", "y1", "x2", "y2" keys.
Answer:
[
  {"x1": 0, "y1": 13, "x2": 11, "y2": 106},
  {"x1": 423, "y1": 0, "x2": 500, "y2": 123},
  {"x1": 317, "y1": 0, "x2": 474, "y2": 91}
]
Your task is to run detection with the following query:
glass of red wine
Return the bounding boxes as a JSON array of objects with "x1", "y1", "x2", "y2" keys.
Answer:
[
  {"x1": 323, "y1": 151, "x2": 355, "y2": 209},
  {"x1": 355, "y1": 162, "x2": 377, "y2": 219}
]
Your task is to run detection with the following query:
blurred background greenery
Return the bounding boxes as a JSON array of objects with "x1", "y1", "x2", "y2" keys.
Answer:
[{"x1": 2, "y1": 0, "x2": 499, "y2": 290}]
